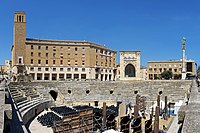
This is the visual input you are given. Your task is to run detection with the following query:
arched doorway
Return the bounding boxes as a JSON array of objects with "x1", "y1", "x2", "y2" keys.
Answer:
[
  {"x1": 49, "y1": 90, "x2": 58, "y2": 101},
  {"x1": 125, "y1": 64, "x2": 136, "y2": 77}
]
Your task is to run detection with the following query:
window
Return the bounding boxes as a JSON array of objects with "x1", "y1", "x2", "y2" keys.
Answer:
[
  {"x1": 60, "y1": 47, "x2": 63, "y2": 50},
  {"x1": 75, "y1": 53, "x2": 78, "y2": 56},
  {"x1": 46, "y1": 46, "x2": 48, "y2": 50},
  {"x1": 82, "y1": 68, "x2": 85, "y2": 72},
  {"x1": 38, "y1": 67, "x2": 41, "y2": 71},
  {"x1": 45, "y1": 68, "x2": 49, "y2": 71},
  {"x1": 159, "y1": 68, "x2": 162, "y2": 72},
  {"x1": 46, "y1": 60, "x2": 48, "y2": 64},
  {"x1": 30, "y1": 67, "x2": 34, "y2": 71},
  {"x1": 82, "y1": 48, "x2": 85, "y2": 52},
  {"x1": 38, "y1": 60, "x2": 41, "y2": 64},
  {"x1": 38, "y1": 45, "x2": 41, "y2": 50},
  {"x1": 75, "y1": 47, "x2": 77, "y2": 51},
  {"x1": 154, "y1": 68, "x2": 157, "y2": 72},
  {"x1": 53, "y1": 60, "x2": 56, "y2": 65},
  {"x1": 31, "y1": 45, "x2": 34, "y2": 49},
  {"x1": 53, "y1": 53, "x2": 56, "y2": 58},
  {"x1": 60, "y1": 60, "x2": 63, "y2": 65},
  {"x1": 18, "y1": 57, "x2": 22, "y2": 64},
  {"x1": 75, "y1": 68, "x2": 78, "y2": 71},
  {"x1": 60, "y1": 68, "x2": 63, "y2": 71},
  {"x1": 31, "y1": 52, "x2": 33, "y2": 57},
  {"x1": 174, "y1": 69, "x2": 177, "y2": 72},
  {"x1": 68, "y1": 53, "x2": 70, "y2": 56},
  {"x1": 53, "y1": 68, "x2": 56, "y2": 71},
  {"x1": 31, "y1": 59, "x2": 33, "y2": 64},
  {"x1": 46, "y1": 53, "x2": 48, "y2": 57},
  {"x1": 38, "y1": 52, "x2": 41, "y2": 57},
  {"x1": 68, "y1": 47, "x2": 70, "y2": 50},
  {"x1": 67, "y1": 68, "x2": 71, "y2": 71}
]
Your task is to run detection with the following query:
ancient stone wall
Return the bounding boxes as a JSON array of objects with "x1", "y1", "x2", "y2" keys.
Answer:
[{"x1": 11, "y1": 80, "x2": 192, "y2": 107}]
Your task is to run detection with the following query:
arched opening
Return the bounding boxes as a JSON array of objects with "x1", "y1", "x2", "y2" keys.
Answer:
[
  {"x1": 49, "y1": 90, "x2": 58, "y2": 101},
  {"x1": 125, "y1": 64, "x2": 136, "y2": 77}
]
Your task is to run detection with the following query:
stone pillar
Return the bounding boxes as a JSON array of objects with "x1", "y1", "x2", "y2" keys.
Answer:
[
  {"x1": 165, "y1": 96, "x2": 168, "y2": 119},
  {"x1": 157, "y1": 95, "x2": 160, "y2": 107},
  {"x1": 136, "y1": 94, "x2": 140, "y2": 105},
  {"x1": 56, "y1": 73, "x2": 58, "y2": 80},
  {"x1": 49, "y1": 73, "x2": 52, "y2": 80},
  {"x1": 134, "y1": 105, "x2": 139, "y2": 120},
  {"x1": 42, "y1": 73, "x2": 44, "y2": 80},
  {"x1": 34, "y1": 73, "x2": 37, "y2": 80},
  {"x1": 102, "y1": 102, "x2": 106, "y2": 130},
  {"x1": 64, "y1": 73, "x2": 66, "y2": 79},
  {"x1": 154, "y1": 106, "x2": 160, "y2": 133}
]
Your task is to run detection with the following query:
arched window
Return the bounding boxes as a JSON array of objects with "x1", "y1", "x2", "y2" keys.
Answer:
[{"x1": 125, "y1": 64, "x2": 136, "y2": 77}]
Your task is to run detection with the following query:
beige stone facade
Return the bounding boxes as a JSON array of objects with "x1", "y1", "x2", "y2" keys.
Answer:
[
  {"x1": 119, "y1": 51, "x2": 141, "y2": 80},
  {"x1": 12, "y1": 12, "x2": 117, "y2": 81},
  {"x1": 140, "y1": 66, "x2": 147, "y2": 80},
  {"x1": 147, "y1": 60, "x2": 195, "y2": 80}
]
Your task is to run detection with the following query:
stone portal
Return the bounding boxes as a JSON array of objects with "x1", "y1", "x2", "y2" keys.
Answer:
[{"x1": 120, "y1": 51, "x2": 141, "y2": 80}]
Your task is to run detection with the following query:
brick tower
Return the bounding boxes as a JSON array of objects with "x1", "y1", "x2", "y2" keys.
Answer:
[{"x1": 12, "y1": 12, "x2": 26, "y2": 67}]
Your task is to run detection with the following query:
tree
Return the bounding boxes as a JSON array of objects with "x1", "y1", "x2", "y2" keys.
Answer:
[{"x1": 161, "y1": 70, "x2": 173, "y2": 80}]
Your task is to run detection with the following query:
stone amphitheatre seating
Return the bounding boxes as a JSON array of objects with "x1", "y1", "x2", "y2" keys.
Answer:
[{"x1": 8, "y1": 83, "x2": 53, "y2": 126}]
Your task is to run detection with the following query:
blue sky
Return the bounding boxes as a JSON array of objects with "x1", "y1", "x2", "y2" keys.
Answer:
[{"x1": 0, "y1": 0, "x2": 200, "y2": 67}]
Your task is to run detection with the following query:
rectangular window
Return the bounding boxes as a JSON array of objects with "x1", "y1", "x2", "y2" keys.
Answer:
[
  {"x1": 53, "y1": 68, "x2": 56, "y2": 71},
  {"x1": 53, "y1": 60, "x2": 56, "y2": 65},
  {"x1": 38, "y1": 60, "x2": 41, "y2": 64},
  {"x1": 18, "y1": 57, "x2": 22, "y2": 64},
  {"x1": 46, "y1": 53, "x2": 48, "y2": 57},
  {"x1": 31, "y1": 52, "x2": 33, "y2": 57},
  {"x1": 68, "y1": 47, "x2": 70, "y2": 50},
  {"x1": 67, "y1": 68, "x2": 71, "y2": 71},
  {"x1": 31, "y1": 45, "x2": 34, "y2": 49},
  {"x1": 60, "y1": 68, "x2": 63, "y2": 71},
  {"x1": 82, "y1": 68, "x2": 85, "y2": 72},
  {"x1": 38, "y1": 67, "x2": 41, "y2": 71},
  {"x1": 45, "y1": 68, "x2": 49, "y2": 71},
  {"x1": 60, "y1": 60, "x2": 63, "y2": 65},
  {"x1": 46, "y1": 60, "x2": 48, "y2": 64},
  {"x1": 38, "y1": 52, "x2": 41, "y2": 57},
  {"x1": 31, "y1": 59, "x2": 33, "y2": 64},
  {"x1": 38, "y1": 45, "x2": 41, "y2": 50},
  {"x1": 75, "y1": 47, "x2": 78, "y2": 51},
  {"x1": 30, "y1": 67, "x2": 34, "y2": 71},
  {"x1": 53, "y1": 53, "x2": 56, "y2": 58},
  {"x1": 75, "y1": 68, "x2": 78, "y2": 71},
  {"x1": 46, "y1": 46, "x2": 48, "y2": 50}
]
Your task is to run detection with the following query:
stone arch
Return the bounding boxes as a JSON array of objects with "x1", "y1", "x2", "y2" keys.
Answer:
[
  {"x1": 125, "y1": 64, "x2": 136, "y2": 77},
  {"x1": 49, "y1": 90, "x2": 58, "y2": 101}
]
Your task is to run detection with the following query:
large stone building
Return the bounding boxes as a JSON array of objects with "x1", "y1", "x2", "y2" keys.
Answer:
[
  {"x1": 0, "y1": 60, "x2": 12, "y2": 79},
  {"x1": 147, "y1": 60, "x2": 195, "y2": 80},
  {"x1": 12, "y1": 12, "x2": 117, "y2": 81},
  {"x1": 119, "y1": 51, "x2": 141, "y2": 80}
]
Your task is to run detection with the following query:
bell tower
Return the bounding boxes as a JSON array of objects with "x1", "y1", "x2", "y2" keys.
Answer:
[{"x1": 12, "y1": 11, "x2": 26, "y2": 67}]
